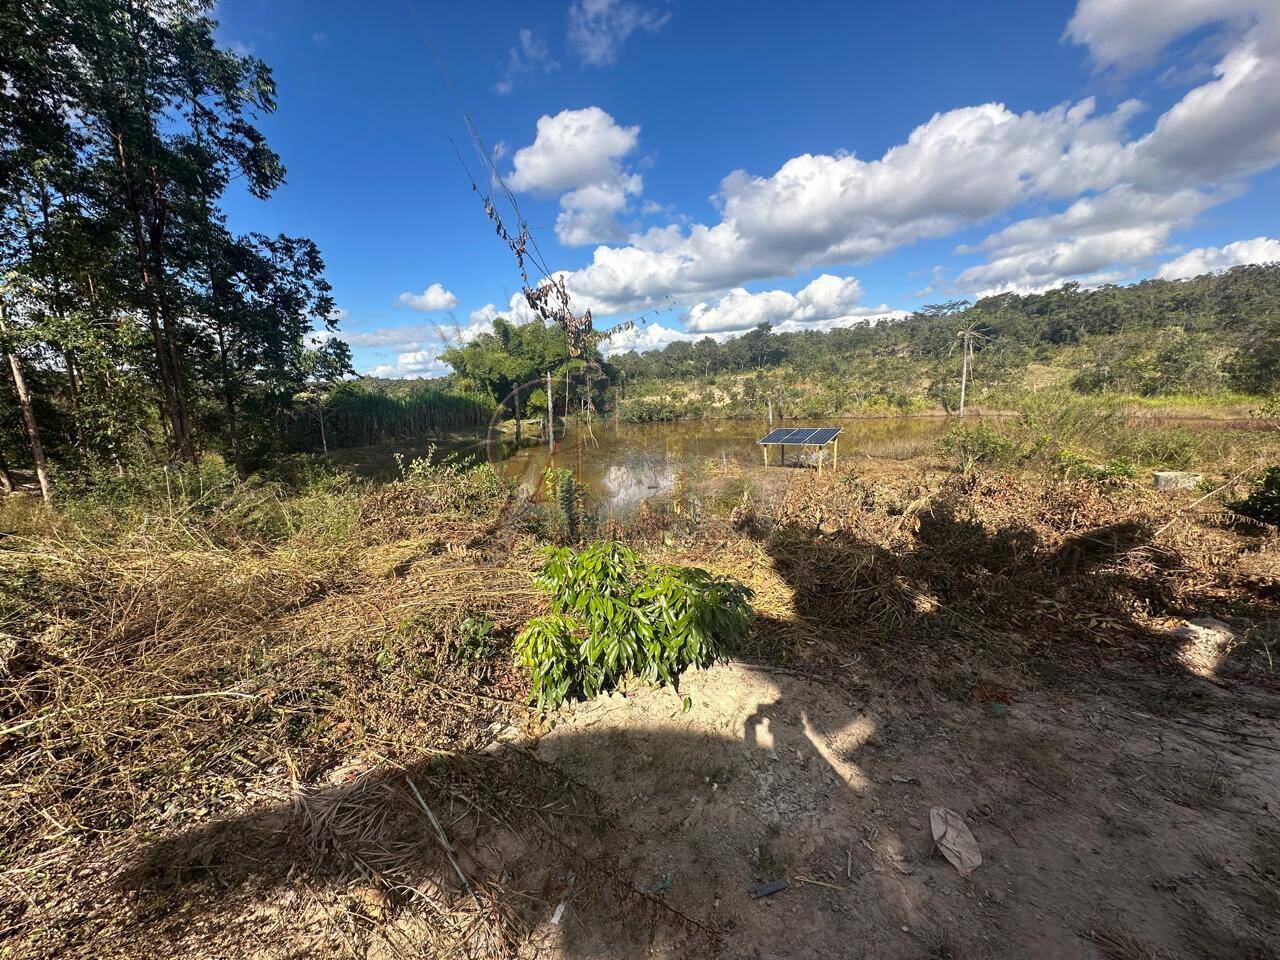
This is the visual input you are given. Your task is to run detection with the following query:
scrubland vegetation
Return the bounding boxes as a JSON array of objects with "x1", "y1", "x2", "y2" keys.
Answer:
[
  {"x1": 4, "y1": 3, "x2": 1280, "y2": 959},
  {"x1": 610, "y1": 265, "x2": 1280, "y2": 421},
  {"x1": 4, "y1": 415, "x2": 1279, "y2": 955}
]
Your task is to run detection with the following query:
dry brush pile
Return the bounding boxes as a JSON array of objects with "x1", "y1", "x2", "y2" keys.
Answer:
[
  {"x1": 2, "y1": 454, "x2": 1278, "y2": 959},
  {"x1": 634, "y1": 459, "x2": 1280, "y2": 698},
  {"x1": 0, "y1": 467, "x2": 565, "y2": 958}
]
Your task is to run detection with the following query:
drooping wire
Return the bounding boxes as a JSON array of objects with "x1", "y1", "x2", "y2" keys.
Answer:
[{"x1": 399, "y1": 0, "x2": 677, "y2": 363}]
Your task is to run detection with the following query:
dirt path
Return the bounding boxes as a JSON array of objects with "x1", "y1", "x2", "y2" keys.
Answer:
[{"x1": 523, "y1": 662, "x2": 1280, "y2": 959}]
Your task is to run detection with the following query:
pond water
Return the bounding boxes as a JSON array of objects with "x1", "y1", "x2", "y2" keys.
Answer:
[
  {"x1": 484, "y1": 416, "x2": 951, "y2": 514},
  {"x1": 332, "y1": 412, "x2": 1270, "y2": 516}
]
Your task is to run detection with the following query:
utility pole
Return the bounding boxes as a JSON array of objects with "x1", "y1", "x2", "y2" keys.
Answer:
[{"x1": 955, "y1": 323, "x2": 989, "y2": 418}]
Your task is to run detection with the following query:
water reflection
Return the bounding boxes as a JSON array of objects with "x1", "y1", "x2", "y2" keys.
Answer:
[
  {"x1": 490, "y1": 417, "x2": 950, "y2": 514},
  {"x1": 332, "y1": 412, "x2": 1270, "y2": 516},
  {"x1": 600, "y1": 457, "x2": 678, "y2": 511}
]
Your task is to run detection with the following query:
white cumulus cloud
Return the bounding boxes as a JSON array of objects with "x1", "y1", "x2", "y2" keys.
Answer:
[
  {"x1": 508, "y1": 107, "x2": 644, "y2": 246},
  {"x1": 342, "y1": 323, "x2": 436, "y2": 352},
  {"x1": 1156, "y1": 236, "x2": 1280, "y2": 279},
  {"x1": 544, "y1": 1, "x2": 1280, "y2": 314},
  {"x1": 396, "y1": 283, "x2": 459, "y2": 312},
  {"x1": 362, "y1": 350, "x2": 452, "y2": 380},
  {"x1": 1065, "y1": 0, "x2": 1264, "y2": 69},
  {"x1": 955, "y1": 186, "x2": 1220, "y2": 293},
  {"x1": 687, "y1": 275, "x2": 904, "y2": 335},
  {"x1": 508, "y1": 107, "x2": 639, "y2": 194},
  {"x1": 599, "y1": 321, "x2": 694, "y2": 356}
]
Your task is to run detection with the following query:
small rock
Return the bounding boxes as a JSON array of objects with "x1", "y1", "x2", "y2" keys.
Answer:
[{"x1": 1153, "y1": 470, "x2": 1202, "y2": 492}]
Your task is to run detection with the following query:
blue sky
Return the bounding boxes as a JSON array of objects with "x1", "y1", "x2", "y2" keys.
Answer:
[{"x1": 214, "y1": 0, "x2": 1280, "y2": 377}]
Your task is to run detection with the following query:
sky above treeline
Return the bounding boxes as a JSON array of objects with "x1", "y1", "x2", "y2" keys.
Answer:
[{"x1": 214, "y1": 0, "x2": 1280, "y2": 378}]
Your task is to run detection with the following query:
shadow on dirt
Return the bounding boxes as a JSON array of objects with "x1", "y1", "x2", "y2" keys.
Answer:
[
  {"x1": 737, "y1": 493, "x2": 1276, "y2": 698},
  {"x1": 119, "y1": 678, "x2": 892, "y2": 959}
]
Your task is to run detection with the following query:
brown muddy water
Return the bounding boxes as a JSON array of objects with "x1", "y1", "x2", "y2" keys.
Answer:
[
  {"x1": 348, "y1": 417, "x2": 951, "y2": 514},
  {"x1": 332, "y1": 413, "x2": 1269, "y2": 515}
]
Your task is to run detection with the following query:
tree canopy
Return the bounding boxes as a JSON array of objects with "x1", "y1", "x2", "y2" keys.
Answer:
[{"x1": 1, "y1": 0, "x2": 353, "y2": 494}]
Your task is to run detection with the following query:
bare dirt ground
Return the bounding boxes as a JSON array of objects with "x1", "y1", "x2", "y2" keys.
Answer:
[
  {"x1": 528, "y1": 661, "x2": 1280, "y2": 960},
  {"x1": 84, "y1": 654, "x2": 1280, "y2": 960},
  {"x1": 6, "y1": 464, "x2": 1279, "y2": 959}
]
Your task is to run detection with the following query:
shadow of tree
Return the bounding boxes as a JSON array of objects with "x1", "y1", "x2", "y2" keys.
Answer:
[
  {"x1": 117, "y1": 678, "x2": 892, "y2": 959},
  {"x1": 739, "y1": 494, "x2": 1218, "y2": 695}
]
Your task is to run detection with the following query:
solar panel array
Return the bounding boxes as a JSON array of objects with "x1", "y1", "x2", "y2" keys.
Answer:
[{"x1": 757, "y1": 427, "x2": 843, "y2": 445}]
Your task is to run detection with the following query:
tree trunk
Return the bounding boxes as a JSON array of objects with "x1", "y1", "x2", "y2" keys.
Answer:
[
  {"x1": 0, "y1": 448, "x2": 13, "y2": 494},
  {"x1": 149, "y1": 185, "x2": 196, "y2": 459},
  {"x1": 213, "y1": 318, "x2": 245, "y2": 476},
  {"x1": 109, "y1": 123, "x2": 192, "y2": 459},
  {"x1": 1, "y1": 306, "x2": 53, "y2": 505}
]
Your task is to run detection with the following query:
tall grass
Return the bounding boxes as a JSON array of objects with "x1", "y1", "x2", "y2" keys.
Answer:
[
  {"x1": 281, "y1": 382, "x2": 495, "y2": 452},
  {"x1": 939, "y1": 390, "x2": 1280, "y2": 476}
]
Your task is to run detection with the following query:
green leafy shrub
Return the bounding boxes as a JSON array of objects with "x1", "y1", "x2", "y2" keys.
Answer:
[
  {"x1": 450, "y1": 616, "x2": 498, "y2": 665},
  {"x1": 1054, "y1": 447, "x2": 1136, "y2": 483},
  {"x1": 1227, "y1": 467, "x2": 1280, "y2": 526},
  {"x1": 939, "y1": 421, "x2": 1016, "y2": 473},
  {"x1": 514, "y1": 541, "x2": 753, "y2": 709}
]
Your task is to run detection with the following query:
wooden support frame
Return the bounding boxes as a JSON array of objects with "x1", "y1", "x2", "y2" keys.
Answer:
[{"x1": 758, "y1": 429, "x2": 842, "y2": 471}]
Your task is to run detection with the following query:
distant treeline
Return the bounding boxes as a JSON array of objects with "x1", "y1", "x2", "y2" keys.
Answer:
[{"x1": 610, "y1": 264, "x2": 1280, "y2": 415}]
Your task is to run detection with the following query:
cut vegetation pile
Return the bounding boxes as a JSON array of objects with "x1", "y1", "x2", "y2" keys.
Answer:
[{"x1": 1, "y1": 450, "x2": 1278, "y2": 958}]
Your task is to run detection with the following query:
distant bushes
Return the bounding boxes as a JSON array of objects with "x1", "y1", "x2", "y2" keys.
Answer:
[
  {"x1": 938, "y1": 421, "x2": 1017, "y2": 473},
  {"x1": 1069, "y1": 330, "x2": 1225, "y2": 397},
  {"x1": 619, "y1": 395, "x2": 698, "y2": 422},
  {"x1": 936, "y1": 396, "x2": 1261, "y2": 479}
]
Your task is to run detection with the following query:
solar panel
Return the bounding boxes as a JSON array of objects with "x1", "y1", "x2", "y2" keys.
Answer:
[
  {"x1": 758, "y1": 427, "x2": 798, "y2": 444},
  {"x1": 757, "y1": 426, "x2": 843, "y2": 445}
]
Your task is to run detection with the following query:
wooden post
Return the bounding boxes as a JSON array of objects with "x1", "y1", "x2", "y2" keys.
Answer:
[
  {"x1": 547, "y1": 370, "x2": 554, "y2": 454},
  {"x1": 817, "y1": 446, "x2": 822, "y2": 476},
  {"x1": 833, "y1": 438, "x2": 839, "y2": 469},
  {"x1": 763, "y1": 445, "x2": 769, "y2": 467}
]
